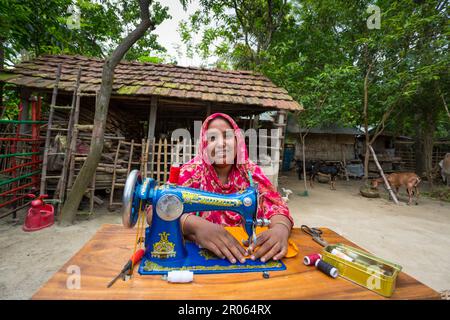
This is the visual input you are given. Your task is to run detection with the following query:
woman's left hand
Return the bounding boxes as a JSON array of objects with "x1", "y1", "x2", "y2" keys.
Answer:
[{"x1": 248, "y1": 223, "x2": 290, "y2": 262}]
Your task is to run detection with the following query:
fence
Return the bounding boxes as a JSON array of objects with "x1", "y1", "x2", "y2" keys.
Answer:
[{"x1": 0, "y1": 98, "x2": 44, "y2": 219}]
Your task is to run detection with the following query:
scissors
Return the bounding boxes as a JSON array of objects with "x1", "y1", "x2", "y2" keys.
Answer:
[{"x1": 301, "y1": 225, "x2": 329, "y2": 247}]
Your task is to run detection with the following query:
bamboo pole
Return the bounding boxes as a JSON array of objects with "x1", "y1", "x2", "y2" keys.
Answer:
[
  {"x1": 109, "y1": 140, "x2": 122, "y2": 208},
  {"x1": 369, "y1": 145, "x2": 399, "y2": 205},
  {"x1": 144, "y1": 138, "x2": 150, "y2": 178},
  {"x1": 163, "y1": 138, "x2": 168, "y2": 183},
  {"x1": 156, "y1": 138, "x2": 162, "y2": 183},
  {"x1": 150, "y1": 137, "x2": 155, "y2": 178}
]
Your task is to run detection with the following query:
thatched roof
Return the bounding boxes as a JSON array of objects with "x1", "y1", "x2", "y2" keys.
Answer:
[{"x1": 0, "y1": 54, "x2": 302, "y2": 111}]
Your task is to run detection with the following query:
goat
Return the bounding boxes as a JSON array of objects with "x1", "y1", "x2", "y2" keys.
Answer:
[
  {"x1": 439, "y1": 153, "x2": 450, "y2": 186},
  {"x1": 296, "y1": 160, "x2": 344, "y2": 190},
  {"x1": 371, "y1": 172, "x2": 421, "y2": 205}
]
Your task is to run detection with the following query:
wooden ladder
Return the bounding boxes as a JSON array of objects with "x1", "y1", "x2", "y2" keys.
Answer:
[
  {"x1": 108, "y1": 139, "x2": 144, "y2": 210},
  {"x1": 65, "y1": 78, "x2": 98, "y2": 217},
  {"x1": 40, "y1": 65, "x2": 81, "y2": 214},
  {"x1": 40, "y1": 64, "x2": 62, "y2": 196}
]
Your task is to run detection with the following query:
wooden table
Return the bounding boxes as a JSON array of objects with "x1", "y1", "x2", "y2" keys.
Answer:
[{"x1": 32, "y1": 224, "x2": 440, "y2": 300}]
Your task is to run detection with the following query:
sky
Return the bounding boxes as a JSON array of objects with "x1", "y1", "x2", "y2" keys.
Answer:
[{"x1": 153, "y1": 0, "x2": 204, "y2": 67}]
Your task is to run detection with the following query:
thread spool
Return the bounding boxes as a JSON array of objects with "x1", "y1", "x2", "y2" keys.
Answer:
[
  {"x1": 315, "y1": 259, "x2": 339, "y2": 278},
  {"x1": 303, "y1": 253, "x2": 322, "y2": 266},
  {"x1": 169, "y1": 164, "x2": 180, "y2": 184},
  {"x1": 166, "y1": 270, "x2": 194, "y2": 283}
]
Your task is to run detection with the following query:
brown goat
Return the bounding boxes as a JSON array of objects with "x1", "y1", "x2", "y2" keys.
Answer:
[{"x1": 371, "y1": 172, "x2": 421, "y2": 205}]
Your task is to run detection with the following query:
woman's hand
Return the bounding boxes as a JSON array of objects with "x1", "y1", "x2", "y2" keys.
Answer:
[
  {"x1": 183, "y1": 215, "x2": 247, "y2": 264},
  {"x1": 249, "y1": 217, "x2": 291, "y2": 262}
]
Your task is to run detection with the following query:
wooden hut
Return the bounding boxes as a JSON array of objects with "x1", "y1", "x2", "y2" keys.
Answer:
[
  {"x1": 286, "y1": 117, "x2": 362, "y2": 163},
  {"x1": 0, "y1": 54, "x2": 301, "y2": 215}
]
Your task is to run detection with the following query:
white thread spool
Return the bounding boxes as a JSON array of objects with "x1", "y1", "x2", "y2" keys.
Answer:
[
  {"x1": 166, "y1": 270, "x2": 194, "y2": 283},
  {"x1": 331, "y1": 248, "x2": 353, "y2": 262}
]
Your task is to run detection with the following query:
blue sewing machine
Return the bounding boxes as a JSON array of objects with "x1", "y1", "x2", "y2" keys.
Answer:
[{"x1": 122, "y1": 169, "x2": 286, "y2": 275}]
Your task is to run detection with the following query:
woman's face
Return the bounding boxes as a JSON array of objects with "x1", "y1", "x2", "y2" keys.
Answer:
[{"x1": 205, "y1": 117, "x2": 237, "y2": 167}]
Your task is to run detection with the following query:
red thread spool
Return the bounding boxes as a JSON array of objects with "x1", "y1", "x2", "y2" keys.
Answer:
[
  {"x1": 169, "y1": 164, "x2": 180, "y2": 184},
  {"x1": 303, "y1": 253, "x2": 322, "y2": 266}
]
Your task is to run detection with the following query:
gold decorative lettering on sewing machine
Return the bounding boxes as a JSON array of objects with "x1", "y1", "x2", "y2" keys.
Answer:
[
  {"x1": 140, "y1": 178, "x2": 150, "y2": 197},
  {"x1": 181, "y1": 191, "x2": 243, "y2": 207},
  {"x1": 151, "y1": 232, "x2": 176, "y2": 259},
  {"x1": 198, "y1": 249, "x2": 220, "y2": 260}
]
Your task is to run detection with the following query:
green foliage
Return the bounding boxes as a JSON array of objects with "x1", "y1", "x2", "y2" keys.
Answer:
[
  {"x1": 180, "y1": 0, "x2": 449, "y2": 139},
  {"x1": 0, "y1": 86, "x2": 20, "y2": 119},
  {"x1": 0, "y1": 0, "x2": 171, "y2": 65}
]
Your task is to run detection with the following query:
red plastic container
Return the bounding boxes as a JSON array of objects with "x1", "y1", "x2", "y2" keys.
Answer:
[
  {"x1": 168, "y1": 164, "x2": 180, "y2": 184},
  {"x1": 23, "y1": 194, "x2": 54, "y2": 232}
]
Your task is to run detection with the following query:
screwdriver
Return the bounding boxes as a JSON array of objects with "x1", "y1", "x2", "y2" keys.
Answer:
[{"x1": 107, "y1": 248, "x2": 145, "y2": 288}]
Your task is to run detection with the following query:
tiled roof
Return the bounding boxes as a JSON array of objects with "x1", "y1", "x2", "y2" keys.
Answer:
[{"x1": 0, "y1": 54, "x2": 302, "y2": 111}]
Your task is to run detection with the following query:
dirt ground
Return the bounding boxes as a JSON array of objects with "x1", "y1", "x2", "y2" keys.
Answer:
[{"x1": 1, "y1": 171, "x2": 449, "y2": 299}]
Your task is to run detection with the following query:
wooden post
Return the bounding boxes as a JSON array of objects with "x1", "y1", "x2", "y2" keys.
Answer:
[
  {"x1": 19, "y1": 88, "x2": 31, "y2": 135},
  {"x1": 147, "y1": 96, "x2": 157, "y2": 181},
  {"x1": 206, "y1": 102, "x2": 212, "y2": 117},
  {"x1": 272, "y1": 111, "x2": 286, "y2": 187},
  {"x1": 252, "y1": 114, "x2": 259, "y2": 129},
  {"x1": 369, "y1": 145, "x2": 399, "y2": 205},
  {"x1": 341, "y1": 144, "x2": 350, "y2": 181},
  {"x1": 147, "y1": 96, "x2": 157, "y2": 140}
]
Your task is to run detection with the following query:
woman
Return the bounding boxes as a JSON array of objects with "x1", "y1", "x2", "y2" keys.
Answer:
[{"x1": 177, "y1": 113, "x2": 293, "y2": 264}]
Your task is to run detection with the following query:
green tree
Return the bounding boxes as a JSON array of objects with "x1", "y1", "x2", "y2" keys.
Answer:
[
  {"x1": 60, "y1": 0, "x2": 168, "y2": 225},
  {"x1": 0, "y1": 0, "x2": 170, "y2": 65},
  {"x1": 181, "y1": 0, "x2": 449, "y2": 182}
]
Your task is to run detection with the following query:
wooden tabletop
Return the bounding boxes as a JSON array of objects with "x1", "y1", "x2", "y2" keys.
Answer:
[{"x1": 32, "y1": 224, "x2": 440, "y2": 300}]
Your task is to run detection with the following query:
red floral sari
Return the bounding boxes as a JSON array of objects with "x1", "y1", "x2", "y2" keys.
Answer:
[{"x1": 177, "y1": 113, "x2": 293, "y2": 226}]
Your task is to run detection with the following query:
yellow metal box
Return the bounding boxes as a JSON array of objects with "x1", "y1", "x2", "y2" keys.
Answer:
[{"x1": 322, "y1": 243, "x2": 402, "y2": 297}]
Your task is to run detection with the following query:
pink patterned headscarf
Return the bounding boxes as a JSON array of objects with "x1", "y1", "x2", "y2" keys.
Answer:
[{"x1": 178, "y1": 113, "x2": 293, "y2": 226}]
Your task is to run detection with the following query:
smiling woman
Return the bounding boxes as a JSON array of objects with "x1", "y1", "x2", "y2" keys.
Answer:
[{"x1": 174, "y1": 112, "x2": 294, "y2": 264}]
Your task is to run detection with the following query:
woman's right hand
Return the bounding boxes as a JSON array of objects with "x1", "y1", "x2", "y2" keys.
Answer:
[{"x1": 183, "y1": 214, "x2": 247, "y2": 264}]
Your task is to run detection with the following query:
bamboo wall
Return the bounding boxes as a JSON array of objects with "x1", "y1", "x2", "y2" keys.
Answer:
[{"x1": 294, "y1": 134, "x2": 356, "y2": 162}]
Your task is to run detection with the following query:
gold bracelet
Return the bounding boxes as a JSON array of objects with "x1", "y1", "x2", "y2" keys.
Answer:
[
  {"x1": 181, "y1": 214, "x2": 193, "y2": 235},
  {"x1": 271, "y1": 220, "x2": 292, "y2": 233}
]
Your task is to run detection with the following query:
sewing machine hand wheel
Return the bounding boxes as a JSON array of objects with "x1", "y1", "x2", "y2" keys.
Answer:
[{"x1": 122, "y1": 169, "x2": 142, "y2": 228}]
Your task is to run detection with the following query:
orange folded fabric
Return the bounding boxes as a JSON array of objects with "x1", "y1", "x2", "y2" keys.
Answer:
[{"x1": 224, "y1": 226, "x2": 298, "y2": 258}]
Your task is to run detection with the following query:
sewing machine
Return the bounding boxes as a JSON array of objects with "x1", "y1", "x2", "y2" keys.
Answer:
[{"x1": 122, "y1": 169, "x2": 286, "y2": 274}]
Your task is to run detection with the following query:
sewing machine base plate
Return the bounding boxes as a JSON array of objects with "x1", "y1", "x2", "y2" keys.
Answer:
[{"x1": 138, "y1": 241, "x2": 286, "y2": 275}]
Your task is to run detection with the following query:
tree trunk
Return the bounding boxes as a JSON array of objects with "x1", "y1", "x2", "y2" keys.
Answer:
[
  {"x1": 363, "y1": 63, "x2": 372, "y2": 181},
  {"x1": 300, "y1": 133, "x2": 308, "y2": 192},
  {"x1": 414, "y1": 106, "x2": 436, "y2": 184},
  {"x1": 364, "y1": 144, "x2": 370, "y2": 181},
  {"x1": 423, "y1": 129, "x2": 434, "y2": 187},
  {"x1": 59, "y1": 0, "x2": 155, "y2": 226}
]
